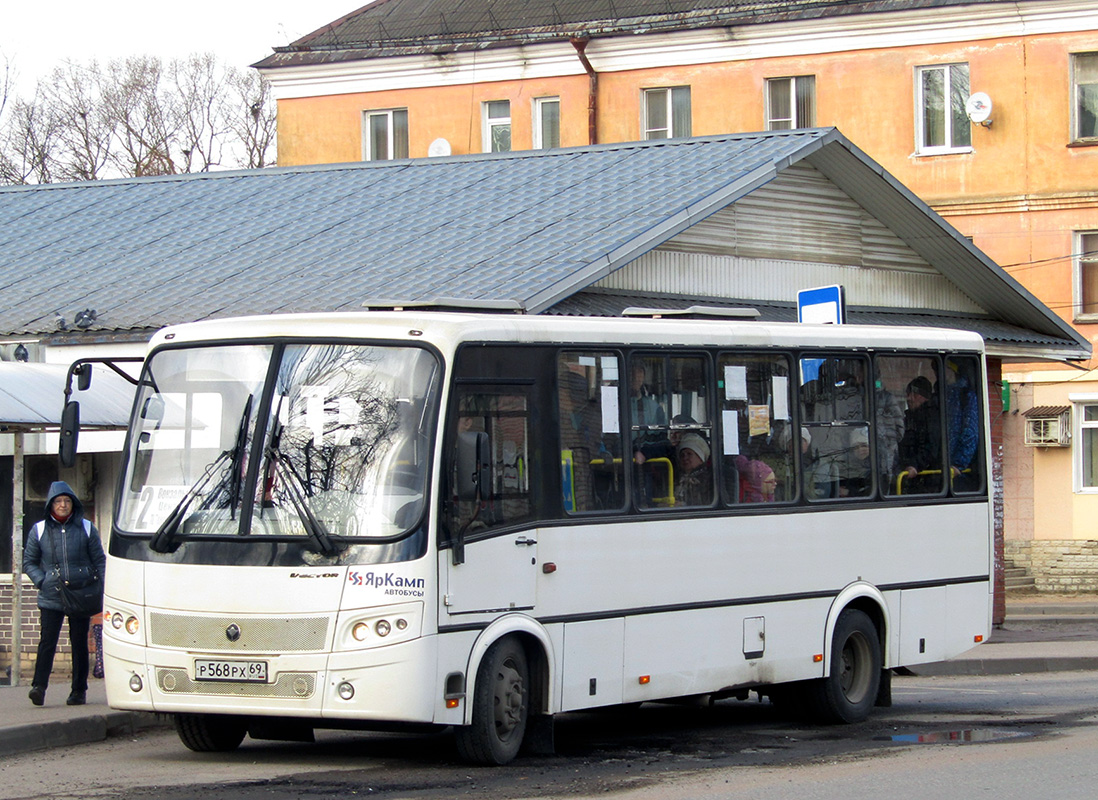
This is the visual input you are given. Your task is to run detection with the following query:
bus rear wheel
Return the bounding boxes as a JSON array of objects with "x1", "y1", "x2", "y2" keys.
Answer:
[
  {"x1": 174, "y1": 713, "x2": 247, "y2": 752},
  {"x1": 455, "y1": 637, "x2": 529, "y2": 765},
  {"x1": 806, "y1": 608, "x2": 881, "y2": 724}
]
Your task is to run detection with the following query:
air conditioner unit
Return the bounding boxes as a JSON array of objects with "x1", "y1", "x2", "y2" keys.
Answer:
[{"x1": 1024, "y1": 415, "x2": 1070, "y2": 447}]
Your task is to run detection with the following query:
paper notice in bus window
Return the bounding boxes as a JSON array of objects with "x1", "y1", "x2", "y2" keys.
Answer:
[
  {"x1": 724, "y1": 366, "x2": 748, "y2": 401},
  {"x1": 772, "y1": 376, "x2": 790, "y2": 419},
  {"x1": 601, "y1": 356, "x2": 619, "y2": 382},
  {"x1": 578, "y1": 356, "x2": 596, "y2": 367},
  {"x1": 748, "y1": 405, "x2": 771, "y2": 437},
  {"x1": 722, "y1": 409, "x2": 740, "y2": 455},
  {"x1": 601, "y1": 385, "x2": 620, "y2": 434}
]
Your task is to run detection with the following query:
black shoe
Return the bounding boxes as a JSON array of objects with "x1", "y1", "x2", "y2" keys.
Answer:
[
  {"x1": 66, "y1": 691, "x2": 86, "y2": 706},
  {"x1": 28, "y1": 686, "x2": 45, "y2": 706}
]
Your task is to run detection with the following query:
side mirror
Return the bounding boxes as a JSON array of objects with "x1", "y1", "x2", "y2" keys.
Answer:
[
  {"x1": 457, "y1": 431, "x2": 491, "y2": 500},
  {"x1": 141, "y1": 396, "x2": 165, "y2": 422},
  {"x1": 59, "y1": 401, "x2": 80, "y2": 468},
  {"x1": 76, "y1": 364, "x2": 92, "y2": 391}
]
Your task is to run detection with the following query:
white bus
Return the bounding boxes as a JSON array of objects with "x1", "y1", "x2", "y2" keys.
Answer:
[{"x1": 95, "y1": 310, "x2": 992, "y2": 764}]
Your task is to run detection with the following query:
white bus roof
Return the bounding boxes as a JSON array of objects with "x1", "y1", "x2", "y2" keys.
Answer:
[{"x1": 149, "y1": 311, "x2": 984, "y2": 355}]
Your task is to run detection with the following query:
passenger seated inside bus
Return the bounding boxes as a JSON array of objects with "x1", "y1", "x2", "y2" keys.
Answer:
[
  {"x1": 797, "y1": 426, "x2": 839, "y2": 500},
  {"x1": 898, "y1": 375, "x2": 943, "y2": 494},
  {"x1": 735, "y1": 455, "x2": 777, "y2": 503},
  {"x1": 674, "y1": 433, "x2": 712, "y2": 507},
  {"x1": 839, "y1": 428, "x2": 872, "y2": 497}
]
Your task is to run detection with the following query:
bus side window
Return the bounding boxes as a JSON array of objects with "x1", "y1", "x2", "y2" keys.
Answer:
[
  {"x1": 718, "y1": 353, "x2": 793, "y2": 504},
  {"x1": 943, "y1": 355, "x2": 984, "y2": 494},
  {"x1": 801, "y1": 355, "x2": 872, "y2": 499},
  {"x1": 446, "y1": 390, "x2": 534, "y2": 535},
  {"x1": 558, "y1": 352, "x2": 625, "y2": 513},
  {"x1": 879, "y1": 355, "x2": 944, "y2": 497}
]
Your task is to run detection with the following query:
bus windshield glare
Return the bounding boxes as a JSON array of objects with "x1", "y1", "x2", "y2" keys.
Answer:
[{"x1": 116, "y1": 342, "x2": 439, "y2": 546}]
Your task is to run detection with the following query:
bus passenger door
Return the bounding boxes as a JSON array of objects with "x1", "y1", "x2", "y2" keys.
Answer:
[{"x1": 443, "y1": 386, "x2": 538, "y2": 615}]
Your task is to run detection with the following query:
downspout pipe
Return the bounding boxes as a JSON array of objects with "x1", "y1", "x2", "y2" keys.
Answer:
[{"x1": 570, "y1": 37, "x2": 597, "y2": 145}]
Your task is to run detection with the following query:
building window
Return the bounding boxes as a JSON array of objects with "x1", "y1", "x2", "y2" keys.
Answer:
[
  {"x1": 1074, "y1": 231, "x2": 1098, "y2": 320},
  {"x1": 766, "y1": 76, "x2": 816, "y2": 130},
  {"x1": 1076, "y1": 403, "x2": 1098, "y2": 491},
  {"x1": 483, "y1": 101, "x2": 512, "y2": 153},
  {"x1": 916, "y1": 64, "x2": 971, "y2": 154},
  {"x1": 533, "y1": 97, "x2": 560, "y2": 149},
  {"x1": 643, "y1": 87, "x2": 691, "y2": 140},
  {"x1": 362, "y1": 109, "x2": 408, "y2": 161},
  {"x1": 1073, "y1": 53, "x2": 1098, "y2": 142}
]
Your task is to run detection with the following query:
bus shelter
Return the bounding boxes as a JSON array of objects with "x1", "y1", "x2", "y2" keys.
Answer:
[{"x1": 1, "y1": 362, "x2": 134, "y2": 686}]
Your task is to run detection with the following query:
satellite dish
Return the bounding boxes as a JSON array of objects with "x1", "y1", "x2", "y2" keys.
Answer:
[
  {"x1": 427, "y1": 138, "x2": 452, "y2": 157},
  {"x1": 965, "y1": 92, "x2": 992, "y2": 126}
]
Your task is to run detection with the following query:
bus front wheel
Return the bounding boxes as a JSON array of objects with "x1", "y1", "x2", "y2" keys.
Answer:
[
  {"x1": 455, "y1": 637, "x2": 529, "y2": 765},
  {"x1": 174, "y1": 713, "x2": 247, "y2": 752},
  {"x1": 806, "y1": 608, "x2": 881, "y2": 724}
]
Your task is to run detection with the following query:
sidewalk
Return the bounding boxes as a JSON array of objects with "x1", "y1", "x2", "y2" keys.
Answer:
[{"x1": 2, "y1": 595, "x2": 1097, "y2": 758}]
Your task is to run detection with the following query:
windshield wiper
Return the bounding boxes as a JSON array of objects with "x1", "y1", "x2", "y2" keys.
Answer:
[
  {"x1": 263, "y1": 420, "x2": 340, "y2": 557},
  {"x1": 148, "y1": 396, "x2": 253, "y2": 553}
]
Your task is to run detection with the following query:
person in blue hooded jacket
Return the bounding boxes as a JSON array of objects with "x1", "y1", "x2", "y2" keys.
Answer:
[{"x1": 22, "y1": 481, "x2": 106, "y2": 707}]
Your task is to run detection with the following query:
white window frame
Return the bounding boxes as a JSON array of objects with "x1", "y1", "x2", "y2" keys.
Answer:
[
  {"x1": 533, "y1": 97, "x2": 560, "y2": 149},
  {"x1": 482, "y1": 101, "x2": 512, "y2": 153},
  {"x1": 642, "y1": 87, "x2": 691, "y2": 140},
  {"x1": 915, "y1": 63, "x2": 972, "y2": 155},
  {"x1": 1073, "y1": 231, "x2": 1098, "y2": 322},
  {"x1": 1070, "y1": 395, "x2": 1098, "y2": 492},
  {"x1": 1072, "y1": 52, "x2": 1098, "y2": 143},
  {"x1": 361, "y1": 108, "x2": 408, "y2": 162},
  {"x1": 766, "y1": 76, "x2": 816, "y2": 130}
]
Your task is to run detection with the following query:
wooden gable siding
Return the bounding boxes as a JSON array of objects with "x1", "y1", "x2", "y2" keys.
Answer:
[{"x1": 597, "y1": 163, "x2": 986, "y2": 314}]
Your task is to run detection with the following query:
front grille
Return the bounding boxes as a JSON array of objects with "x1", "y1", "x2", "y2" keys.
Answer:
[
  {"x1": 156, "y1": 668, "x2": 316, "y2": 699},
  {"x1": 149, "y1": 613, "x2": 329, "y2": 652}
]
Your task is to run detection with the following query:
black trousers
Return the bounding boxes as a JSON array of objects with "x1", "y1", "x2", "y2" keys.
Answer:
[{"x1": 33, "y1": 607, "x2": 91, "y2": 692}]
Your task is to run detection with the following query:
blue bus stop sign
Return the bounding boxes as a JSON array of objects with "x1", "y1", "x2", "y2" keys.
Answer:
[{"x1": 797, "y1": 285, "x2": 846, "y2": 324}]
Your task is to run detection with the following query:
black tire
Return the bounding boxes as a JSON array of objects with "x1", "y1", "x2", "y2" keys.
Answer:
[
  {"x1": 174, "y1": 713, "x2": 247, "y2": 752},
  {"x1": 804, "y1": 608, "x2": 881, "y2": 724},
  {"x1": 455, "y1": 637, "x2": 529, "y2": 765}
]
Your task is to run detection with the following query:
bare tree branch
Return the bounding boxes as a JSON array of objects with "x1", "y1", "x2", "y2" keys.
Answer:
[{"x1": 0, "y1": 53, "x2": 278, "y2": 184}]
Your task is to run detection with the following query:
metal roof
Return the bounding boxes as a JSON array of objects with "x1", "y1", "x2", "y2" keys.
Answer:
[
  {"x1": 0, "y1": 128, "x2": 1087, "y2": 359},
  {"x1": 0, "y1": 364, "x2": 134, "y2": 430},
  {"x1": 255, "y1": 0, "x2": 989, "y2": 66}
]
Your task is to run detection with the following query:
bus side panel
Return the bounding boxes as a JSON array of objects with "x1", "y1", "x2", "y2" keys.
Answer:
[
  {"x1": 620, "y1": 599, "x2": 833, "y2": 704},
  {"x1": 560, "y1": 619, "x2": 624, "y2": 711}
]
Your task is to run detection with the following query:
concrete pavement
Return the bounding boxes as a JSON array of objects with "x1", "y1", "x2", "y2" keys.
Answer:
[{"x1": 2, "y1": 595, "x2": 1097, "y2": 758}]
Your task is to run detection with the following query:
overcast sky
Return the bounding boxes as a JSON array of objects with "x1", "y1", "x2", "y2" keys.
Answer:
[{"x1": 1, "y1": 1, "x2": 362, "y2": 96}]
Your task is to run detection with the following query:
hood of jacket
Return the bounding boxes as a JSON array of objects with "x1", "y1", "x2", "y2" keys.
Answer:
[{"x1": 45, "y1": 480, "x2": 85, "y2": 519}]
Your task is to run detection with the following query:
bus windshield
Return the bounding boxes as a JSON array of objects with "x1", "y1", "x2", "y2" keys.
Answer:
[{"x1": 116, "y1": 342, "x2": 440, "y2": 548}]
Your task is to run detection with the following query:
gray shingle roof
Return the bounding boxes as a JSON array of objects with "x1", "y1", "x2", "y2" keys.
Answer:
[
  {"x1": 256, "y1": 0, "x2": 991, "y2": 66},
  {"x1": 0, "y1": 128, "x2": 1087, "y2": 359}
]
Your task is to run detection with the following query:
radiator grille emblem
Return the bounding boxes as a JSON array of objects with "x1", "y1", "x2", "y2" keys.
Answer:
[{"x1": 225, "y1": 624, "x2": 241, "y2": 643}]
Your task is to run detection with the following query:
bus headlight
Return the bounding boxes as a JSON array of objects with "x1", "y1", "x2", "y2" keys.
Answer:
[
  {"x1": 125, "y1": 616, "x2": 140, "y2": 635},
  {"x1": 352, "y1": 622, "x2": 370, "y2": 642},
  {"x1": 375, "y1": 619, "x2": 391, "y2": 637},
  {"x1": 337, "y1": 681, "x2": 355, "y2": 700}
]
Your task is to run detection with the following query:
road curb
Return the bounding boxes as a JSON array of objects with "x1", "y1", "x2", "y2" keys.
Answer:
[
  {"x1": 909, "y1": 656, "x2": 1098, "y2": 677},
  {"x1": 0, "y1": 711, "x2": 169, "y2": 758}
]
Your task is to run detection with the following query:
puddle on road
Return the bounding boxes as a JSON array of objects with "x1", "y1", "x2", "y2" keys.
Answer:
[{"x1": 884, "y1": 729, "x2": 1034, "y2": 744}]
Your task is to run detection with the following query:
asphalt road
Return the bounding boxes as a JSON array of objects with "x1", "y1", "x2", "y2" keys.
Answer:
[{"x1": 2, "y1": 669, "x2": 1096, "y2": 800}]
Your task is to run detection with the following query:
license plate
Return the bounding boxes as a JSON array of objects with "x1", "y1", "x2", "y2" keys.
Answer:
[{"x1": 194, "y1": 659, "x2": 268, "y2": 683}]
